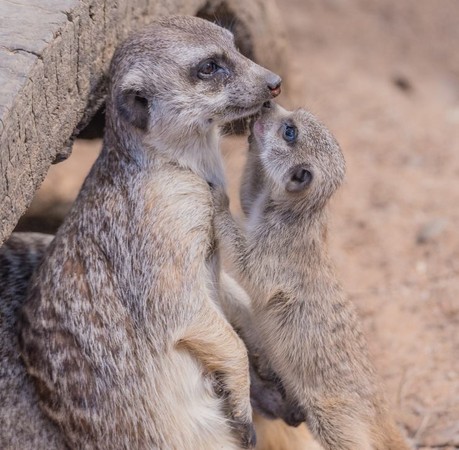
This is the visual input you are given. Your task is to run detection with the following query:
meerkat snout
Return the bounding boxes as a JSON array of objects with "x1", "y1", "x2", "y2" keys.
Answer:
[{"x1": 266, "y1": 74, "x2": 282, "y2": 97}]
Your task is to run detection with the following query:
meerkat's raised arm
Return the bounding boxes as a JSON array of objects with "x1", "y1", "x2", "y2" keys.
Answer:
[
  {"x1": 240, "y1": 133, "x2": 267, "y2": 217},
  {"x1": 178, "y1": 303, "x2": 256, "y2": 448},
  {"x1": 219, "y1": 271, "x2": 291, "y2": 427},
  {"x1": 219, "y1": 272, "x2": 253, "y2": 341},
  {"x1": 212, "y1": 188, "x2": 251, "y2": 275}
]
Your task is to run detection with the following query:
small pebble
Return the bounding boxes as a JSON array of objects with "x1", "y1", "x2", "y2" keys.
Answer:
[
  {"x1": 416, "y1": 260, "x2": 427, "y2": 274},
  {"x1": 416, "y1": 218, "x2": 447, "y2": 244},
  {"x1": 392, "y1": 74, "x2": 413, "y2": 93},
  {"x1": 447, "y1": 106, "x2": 459, "y2": 124}
]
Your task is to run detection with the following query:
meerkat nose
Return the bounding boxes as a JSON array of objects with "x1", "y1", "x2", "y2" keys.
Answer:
[{"x1": 267, "y1": 75, "x2": 282, "y2": 98}]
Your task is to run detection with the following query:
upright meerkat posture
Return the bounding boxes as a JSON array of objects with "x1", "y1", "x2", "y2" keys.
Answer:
[
  {"x1": 212, "y1": 102, "x2": 412, "y2": 450},
  {"x1": 18, "y1": 16, "x2": 281, "y2": 450},
  {"x1": 1, "y1": 233, "x2": 312, "y2": 450}
]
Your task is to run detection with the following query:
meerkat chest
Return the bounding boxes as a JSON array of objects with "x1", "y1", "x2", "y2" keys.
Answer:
[{"x1": 140, "y1": 167, "x2": 215, "y2": 256}]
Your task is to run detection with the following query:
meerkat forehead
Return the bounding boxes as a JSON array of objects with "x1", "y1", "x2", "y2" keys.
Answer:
[
  {"x1": 156, "y1": 15, "x2": 235, "y2": 46},
  {"x1": 275, "y1": 108, "x2": 340, "y2": 159},
  {"x1": 108, "y1": 20, "x2": 228, "y2": 103},
  {"x1": 120, "y1": 16, "x2": 236, "y2": 67},
  {"x1": 293, "y1": 109, "x2": 336, "y2": 148},
  {"x1": 157, "y1": 15, "x2": 234, "y2": 38},
  {"x1": 255, "y1": 106, "x2": 339, "y2": 160}
]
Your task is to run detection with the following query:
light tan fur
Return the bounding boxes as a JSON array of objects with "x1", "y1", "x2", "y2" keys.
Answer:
[
  {"x1": 212, "y1": 102, "x2": 412, "y2": 450},
  {"x1": 220, "y1": 261, "x2": 322, "y2": 450},
  {"x1": 8, "y1": 16, "x2": 282, "y2": 450},
  {"x1": 254, "y1": 416, "x2": 322, "y2": 450}
]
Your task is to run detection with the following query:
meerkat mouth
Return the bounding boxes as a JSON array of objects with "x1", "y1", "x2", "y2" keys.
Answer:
[
  {"x1": 225, "y1": 103, "x2": 270, "y2": 135},
  {"x1": 249, "y1": 104, "x2": 269, "y2": 130},
  {"x1": 228, "y1": 104, "x2": 265, "y2": 120},
  {"x1": 249, "y1": 99, "x2": 274, "y2": 136}
]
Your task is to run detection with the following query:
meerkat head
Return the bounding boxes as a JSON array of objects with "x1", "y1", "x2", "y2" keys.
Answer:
[
  {"x1": 251, "y1": 102, "x2": 345, "y2": 209},
  {"x1": 106, "y1": 16, "x2": 281, "y2": 152}
]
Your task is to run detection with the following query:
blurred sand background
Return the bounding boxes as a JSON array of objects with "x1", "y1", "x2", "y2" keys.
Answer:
[{"x1": 16, "y1": 0, "x2": 459, "y2": 448}]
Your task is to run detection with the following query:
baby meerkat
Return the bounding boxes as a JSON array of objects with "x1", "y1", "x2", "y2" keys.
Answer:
[
  {"x1": 17, "y1": 16, "x2": 281, "y2": 450},
  {"x1": 212, "y1": 102, "x2": 412, "y2": 450}
]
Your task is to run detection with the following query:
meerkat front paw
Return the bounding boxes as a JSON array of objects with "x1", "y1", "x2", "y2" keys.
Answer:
[
  {"x1": 282, "y1": 398, "x2": 307, "y2": 427},
  {"x1": 219, "y1": 387, "x2": 256, "y2": 448},
  {"x1": 250, "y1": 366, "x2": 286, "y2": 420},
  {"x1": 223, "y1": 390, "x2": 256, "y2": 448}
]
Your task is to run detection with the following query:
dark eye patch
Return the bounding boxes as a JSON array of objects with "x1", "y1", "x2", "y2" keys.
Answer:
[
  {"x1": 282, "y1": 123, "x2": 298, "y2": 143},
  {"x1": 194, "y1": 54, "x2": 230, "y2": 81},
  {"x1": 197, "y1": 60, "x2": 220, "y2": 79}
]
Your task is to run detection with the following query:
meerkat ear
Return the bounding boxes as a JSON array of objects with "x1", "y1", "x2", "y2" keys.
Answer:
[
  {"x1": 116, "y1": 88, "x2": 150, "y2": 131},
  {"x1": 285, "y1": 166, "x2": 313, "y2": 193}
]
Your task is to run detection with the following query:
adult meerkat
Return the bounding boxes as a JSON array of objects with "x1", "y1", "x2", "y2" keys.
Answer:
[
  {"x1": 18, "y1": 16, "x2": 281, "y2": 450},
  {"x1": 1, "y1": 233, "x2": 311, "y2": 450},
  {"x1": 211, "y1": 102, "x2": 412, "y2": 450}
]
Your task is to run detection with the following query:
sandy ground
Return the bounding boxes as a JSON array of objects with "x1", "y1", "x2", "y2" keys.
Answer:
[
  {"x1": 17, "y1": 0, "x2": 459, "y2": 448},
  {"x1": 278, "y1": 1, "x2": 459, "y2": 447}
]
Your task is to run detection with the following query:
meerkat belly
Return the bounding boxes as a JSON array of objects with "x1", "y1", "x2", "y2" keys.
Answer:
[
  {"x1": 149, "y1": 349, "x2": 238, "y2": 450},
  {"x1": 140, "y1": 172, "x2": 238, "y2": 449},
  {"x1": 143, "y1": 170, "x2": 216, "y2": 301}
]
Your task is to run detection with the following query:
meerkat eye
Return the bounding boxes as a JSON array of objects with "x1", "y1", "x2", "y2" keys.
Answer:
[
  {"x1": 197, "y1": 60, "x2": 220, "y2": 79},
  {"x1": 283, "y1": 124, "x2": 298, "y2": 143},
  {"x1": 286, "y1": 167, "x2": 313, "y2": 193}
]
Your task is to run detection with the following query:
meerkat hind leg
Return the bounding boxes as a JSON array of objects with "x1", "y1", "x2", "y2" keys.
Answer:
[{"x1": 302, "y1": 397, "x2": 373, "y2": 450}]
